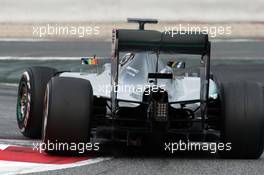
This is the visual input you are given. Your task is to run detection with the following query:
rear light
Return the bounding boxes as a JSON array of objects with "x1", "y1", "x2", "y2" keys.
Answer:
[{"x1": 148, "y1": 101, "x2": 168, "y2": 122}]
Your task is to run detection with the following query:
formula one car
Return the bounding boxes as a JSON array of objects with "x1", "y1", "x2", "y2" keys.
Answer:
[{"x1": 16, "y1": 18, "x2": 264, "y2": 158}]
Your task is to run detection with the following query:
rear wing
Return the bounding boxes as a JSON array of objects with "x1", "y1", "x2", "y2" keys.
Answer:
[
  {"x1": 111, "y1": 28, "x2": 211, "y2": 128},
  {"x1": 117, "y1": 29, "x2": 209, "y2": 55}
]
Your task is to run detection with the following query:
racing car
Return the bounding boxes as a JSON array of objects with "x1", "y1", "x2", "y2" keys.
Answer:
[{"x1": 16, "y1": 18, "x2": 264, "y2": 158}]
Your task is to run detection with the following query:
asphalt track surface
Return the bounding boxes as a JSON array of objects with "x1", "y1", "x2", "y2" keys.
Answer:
[
  {"x1": 0, "y1": 40, "x2": 264, "y2": 58},
  {"x1": 1, "y1": 40, "x2": 264, "y2": 175}
]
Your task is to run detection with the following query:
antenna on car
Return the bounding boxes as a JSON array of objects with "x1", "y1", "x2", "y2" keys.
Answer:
[{"x1": 127, "y1": 18, "x2": 158, "y2": 30}]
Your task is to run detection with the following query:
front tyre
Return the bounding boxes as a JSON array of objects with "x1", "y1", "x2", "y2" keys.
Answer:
[{"x1": 17, "y1": 67, "x2": 57, "y2": 138}]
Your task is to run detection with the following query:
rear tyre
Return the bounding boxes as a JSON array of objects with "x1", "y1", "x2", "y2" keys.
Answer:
[
  {"x1": 42, "y1": 77, "x2": 93, "y2": 155},
  {"x1": 16, "y1": 67, "x2": 57, "y2": 138},
  {"x1": 219, "y1": 81, "x2": 264, "y2": 159}
]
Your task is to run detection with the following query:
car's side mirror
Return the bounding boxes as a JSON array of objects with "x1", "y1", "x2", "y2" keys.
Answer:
[{"x1": 175, "y1": 61, "x2": 185, "y2": 69}]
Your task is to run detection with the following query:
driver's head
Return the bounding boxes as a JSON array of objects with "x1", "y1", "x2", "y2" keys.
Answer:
[{"x1": 167, "y1": 60, "x2": 176, "y2": 68}]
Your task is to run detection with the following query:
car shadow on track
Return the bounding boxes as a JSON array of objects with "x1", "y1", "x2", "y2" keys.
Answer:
[{"x1": 96, "y1": 141, "x2": 218, "y2": 159}]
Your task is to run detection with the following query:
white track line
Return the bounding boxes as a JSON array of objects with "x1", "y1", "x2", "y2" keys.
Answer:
[
  {"x1": 0, "y1": 83, "x2": 18, "y2": 87},
  {"x1": 0, "y1": 157, "x2": 112, "y2": 175},
  {"x1": 0, "y1": 56, "x2": 263, "y2": 61},
  {"x1": 0, "y1": 57, "x2": 81, "y2": 60},
  {"x1": 0, "y1": 57, "x2": 110, "y2": 60},
  {"x1": 0, "y1": 139, "x2": 36, "y2": 146}
]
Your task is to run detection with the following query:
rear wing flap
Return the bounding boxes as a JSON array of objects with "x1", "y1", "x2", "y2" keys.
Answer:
[{"x1": 116, "y1": 29, "x2": 209, "y2": 55}]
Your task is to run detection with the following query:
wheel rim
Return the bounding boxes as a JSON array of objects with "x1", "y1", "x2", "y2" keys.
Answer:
[{"x1": 17, "y1": 81, "x2": 29, "y2": 122}]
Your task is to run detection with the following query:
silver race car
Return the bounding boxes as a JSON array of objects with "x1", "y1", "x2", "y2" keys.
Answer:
[{"x1": 16, "y1": 18, "x2": 264, "y2": 158}]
